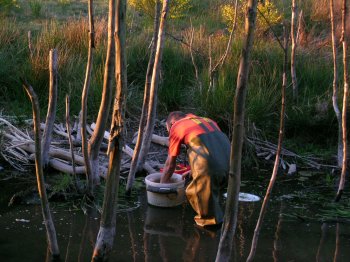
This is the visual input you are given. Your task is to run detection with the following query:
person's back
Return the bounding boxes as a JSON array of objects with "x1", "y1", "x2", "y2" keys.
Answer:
[{"x1": 166, "y1": 112, "x2": 230, "y2": 227}]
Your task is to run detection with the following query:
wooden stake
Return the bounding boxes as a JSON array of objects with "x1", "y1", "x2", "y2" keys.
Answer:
[
  {"x1": 215, "y1": 0, "x2": 258, "y2": 260},
  {"x1": 335, "y1": 0, "x2": 348, "y2": 202},
  {"x1": 42, "y1": 49, "x2": 58, "y2": 166},
  {"x1": 22, "y1": 80, "x2": 60, "y2": 258},
  {"x1": 88, "y1": 0, "x2": 117, "y2": 189},
  {"x1": 125, "y1": 0, "x2": 161, "y2": 194},
  {"x1": 92, "y1": 0, "x2": 127, "y2": 259},
  {"x1": 81, "y1": 0, "x2": 95, "y2": 195},
  {"x1": 137, "y1": 0, "x2": 170, "y2": 177},
  {"x1": 246, "y1": 22, "x2": 289, "y2": 262},
  {"x1": 330, "y1": 0, "x2": 343, "y2": 168}
]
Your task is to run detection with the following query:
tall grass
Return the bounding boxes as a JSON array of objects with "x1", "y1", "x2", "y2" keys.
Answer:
[
  {"x1": 0, "y1": 17, "x2": 108, "y2": 119},
  {"x1": 0, "y1": 1, "x2": 344, "y2": 155},
  {"x1": 29, "y1": 0, "x2": 42, "y2": 18}
]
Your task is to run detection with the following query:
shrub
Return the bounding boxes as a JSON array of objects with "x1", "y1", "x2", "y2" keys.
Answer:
[
  {"x1": 0, "y1": 0, "x2": 20, "y2": 13},
  {"x1": 129, "y1": 0, "x2": 191, "y2": 19},
  {"x1": 221, "y1": 0, "x2": 283, "y2": 36}
]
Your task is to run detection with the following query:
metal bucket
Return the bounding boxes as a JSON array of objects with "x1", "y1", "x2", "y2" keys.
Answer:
[{"x1": 145, "y1": 173, "x2": 186, "y2": 207}]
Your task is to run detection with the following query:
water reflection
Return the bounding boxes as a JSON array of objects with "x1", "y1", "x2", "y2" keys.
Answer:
[
  {"x1": 1, "y1": 176, "x2": 350, "y2": 261},
  {"x1": 143, "y1": 204, "x2": 221, "y2": 261},
  {"x1": 144, "y1": 205, "x2": 184, "y2": 237}
]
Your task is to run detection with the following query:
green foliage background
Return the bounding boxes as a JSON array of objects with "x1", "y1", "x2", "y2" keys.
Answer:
[{"x1": 0, "y1": 0, "x2": 346, "y2": 156}]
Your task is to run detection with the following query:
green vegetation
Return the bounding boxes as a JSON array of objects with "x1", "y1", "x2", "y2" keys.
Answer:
[{"x1": 0, "y1": 0, "x2": 345, "y2": 158}]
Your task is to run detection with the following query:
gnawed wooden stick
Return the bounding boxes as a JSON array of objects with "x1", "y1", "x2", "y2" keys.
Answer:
[
  {"x1": 22, "y1": 79, "x2": 60, "y2": 258},
  {"x1": 42, "y1": 49, "x2": 58, "y2": 167}
]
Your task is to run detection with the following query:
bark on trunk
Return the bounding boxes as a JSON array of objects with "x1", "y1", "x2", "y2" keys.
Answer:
[
  {"x1": 330, "y1": 0, "x2": 343, "y2": 168},
  {"x1": 215, "y1": 1, "x2": 258, "y2": 261},
  {"x1": 246, "y1": 23, "x2": 289, "y2": 262},
  {"x1": 291, "y1": 0, "x2": 298, "y2": 101},
  {"x1": 137, "y1": 0, "x2": 170, "y2": 173},
  {"x1": 335, "y1": 0, "x2": 348, "y2": 202},
  {"x1": 89, "y1": 0, "x2": 116, "y2": 187},
  {"x1": 42, "y1": 49, "x2": 58, "y2": 166},
  {"x1": 92, "y1": 0, "x2": 127, "y2": 260},
  {"x1": 22, "y1": 80, "x2": 60, "y2": 259},
  {"x1": 125, "y1": 0, "x2": 161, "y2": 194},
  {"x1": 81, "y1": 0, "x2": 95, "y2": 194}
]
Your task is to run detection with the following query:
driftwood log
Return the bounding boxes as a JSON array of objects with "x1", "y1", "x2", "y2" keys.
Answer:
[{"x1": 0, "y1": 117, "x2": 159, "y2": 177}]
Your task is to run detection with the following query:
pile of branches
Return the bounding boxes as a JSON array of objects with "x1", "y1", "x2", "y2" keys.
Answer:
[
  {"x1": 0, "y1": 115, "x2": 337, "y2": 178},
  {"x1": 0, "y1": 116, "x2": 165, "y2": 177},
  {"x1": 246, "y1": 136, "x2": 338, "y2": 173}
]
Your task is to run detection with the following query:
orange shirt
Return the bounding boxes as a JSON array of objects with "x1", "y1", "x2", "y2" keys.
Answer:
[{"x1": 168, "y1": 114, "x2": 221, "y2": 156}]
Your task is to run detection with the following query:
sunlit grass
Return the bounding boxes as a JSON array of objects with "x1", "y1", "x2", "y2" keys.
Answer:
[{"x1": 0, "y1": 0, "x2": 343, "y2": 156}]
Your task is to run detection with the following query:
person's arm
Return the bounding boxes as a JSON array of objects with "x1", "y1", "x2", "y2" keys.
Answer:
[{"x1": 160, "y1": 155, "x2": 177, "y2": 183}]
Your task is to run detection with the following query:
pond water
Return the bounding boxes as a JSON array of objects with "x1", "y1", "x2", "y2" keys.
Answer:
[{"x1": 1, "y1": 170, "x2": 350, "y2": 261}]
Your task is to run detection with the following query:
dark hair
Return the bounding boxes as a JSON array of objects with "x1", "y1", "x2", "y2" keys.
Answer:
[{"x1": 166, "y1": 111, "x2": 187, "y2": 131}]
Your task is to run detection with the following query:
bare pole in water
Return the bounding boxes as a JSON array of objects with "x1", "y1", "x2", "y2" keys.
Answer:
[
  {"x1": 329, "y1": 0, "x2": 343, "y2": 169},
  {"x1": 126, "y1": 0, "x2": 161, "y2": 194},
  {"x1": 215, "y1": 1, "x2": 258, "y2": 260},
  {"x1": 246, "y1": 20, "x2": 289, "y2": 262},
  {"x1": 92, "y1": 0, "x2": 127, "y2": 260},
  {"x1": 22, "y1": 80, "x2": 60, "y2": 259},
  {"x1": 41, "y1": 49, "x2": 58, "y2": 167},
  {"x1": 81, "y1": 0, "x2": 95, "y2": 195},
  {"x1": 136, "y1": 0, "x2": 170, "y2": 178},
  {"x1": 335, "y1": 0, "x2": 348, "y2": 202}
]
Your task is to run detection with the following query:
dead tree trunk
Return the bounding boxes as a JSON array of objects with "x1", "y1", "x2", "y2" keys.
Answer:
[
  {"x1": 81, "y1": 0, "x2": 95, "y2": 195},
  {"x1": 92, "y1": 0, "x2": 127, "y2": 260},
  {"x1": 246, "y1": 22, "x2": 289, "y2": 262},
  {"x1": 330, "y1": 0, "x2": 343, "y2": 168},
  {"x1": 335, "y1": 0, "x2": 349, "y2": 202},
  {"x1": 137, "y1": 0, "x2": 170, "y2": 174},
  {"x1": 215, "y1": 1, "x2": 258, "y2": 261},
  {"x1": 42, "y1": 49, "x2": 58, "y2": 166},
  {"x1": 125, "y1": 0, "x2": 161, "y2": 194},
  {"x1": 22, "y1": 80, "x2": 60, "y2": 259},
  {"x1": 88, "y1": 0, "x2": 116, "y2": 188},
  {"x1": 291, "y1": 0, "x2": 298, "y2": 101}
]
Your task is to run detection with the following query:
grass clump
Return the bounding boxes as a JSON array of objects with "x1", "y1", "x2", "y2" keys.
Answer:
[{"x1": 28, "y1": 0, "x2": 42, "y2": 18}]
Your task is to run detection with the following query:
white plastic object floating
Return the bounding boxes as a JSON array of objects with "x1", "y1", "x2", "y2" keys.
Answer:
[{"x1": 223, "y1": 192, "x2": 261, "y2": 202}]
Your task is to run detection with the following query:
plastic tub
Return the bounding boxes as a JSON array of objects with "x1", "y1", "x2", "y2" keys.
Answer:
[{"x1": 145, "y1": 173, "x2": 186, "y2": 207}]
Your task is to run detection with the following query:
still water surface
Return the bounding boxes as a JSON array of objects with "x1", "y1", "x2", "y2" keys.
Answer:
[{"x1": 1, "y1": 172, "x2": 350, "y2": 261}]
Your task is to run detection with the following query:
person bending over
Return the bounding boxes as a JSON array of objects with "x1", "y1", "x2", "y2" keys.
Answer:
[{"x1": 161, "y1": 111, "x2": 230, "y2": 227}]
